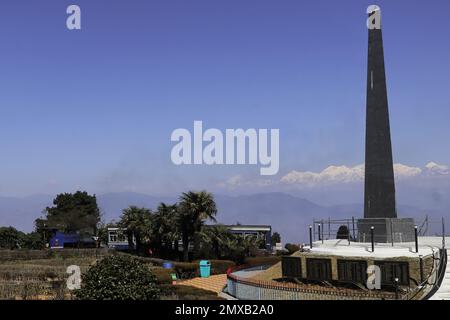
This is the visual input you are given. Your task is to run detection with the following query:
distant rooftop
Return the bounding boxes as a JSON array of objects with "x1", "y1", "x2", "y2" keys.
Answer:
[{"x1": 224, "y1": 225, "x2": 271, "y2": 231}]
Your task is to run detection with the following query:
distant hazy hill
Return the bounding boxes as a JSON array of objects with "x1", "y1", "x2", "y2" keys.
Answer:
[
  {"x1": 0, "y1": 192, "x2": 446, "y2": 243},
  {"x1": 0, "y1": 194, "x2": 52, "y2": 233}
]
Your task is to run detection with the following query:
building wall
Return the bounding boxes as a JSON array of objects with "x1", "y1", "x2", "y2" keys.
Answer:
[
  {"x1": 227, "y1": 278, "x2": 397, "y2": 300},
  {"x1": 291, "y1": 251, "x2": 436, "y2": 288}
]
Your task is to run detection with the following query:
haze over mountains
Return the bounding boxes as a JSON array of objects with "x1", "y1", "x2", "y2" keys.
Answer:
[
  {"x1": 1, "y1": 162, "x2": 449, "y2": 243},
  {"x1": 0, "y1": 189, "x2": 447, "y2": 243}
]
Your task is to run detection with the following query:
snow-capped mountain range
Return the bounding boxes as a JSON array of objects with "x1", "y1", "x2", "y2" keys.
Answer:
[{"x1": 281, "y1": 162, "x2": 449, "y2": 185}]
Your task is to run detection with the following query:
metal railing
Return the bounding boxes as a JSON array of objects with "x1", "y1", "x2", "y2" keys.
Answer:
[
  {"x1": 401, "y1": 247, "x2": 442, "y2": 300},
  {"x1": 421, "y1": 248, "x2": 448, "y2": 300},
  {"x1": 310, "y1": 216, "x2": 447, "y2": 248},
  {"x1": 226, "y1": 265, "x2": 399, "y2": 300}
]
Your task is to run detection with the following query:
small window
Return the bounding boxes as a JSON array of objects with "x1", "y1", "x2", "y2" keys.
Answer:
[
  {"x1": 375, "y1": 261, "x2": 409, "y2": 286},
  {"x1": 118, "y1": 233, "x2": 126, "y2": 242},
  {"x1": 306, "y1": 258, "x2": 332, "y2": 281},
  {"x1": 337, "y1": 260, "x2": 368, "y2": 283},
  {"x1": 282, "y1": 257, "x2": 302, "y2": 278}
]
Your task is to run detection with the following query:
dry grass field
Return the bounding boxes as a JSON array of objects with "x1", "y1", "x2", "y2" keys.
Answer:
[
  {"x1": 0, "y1": 249, "x2": 222, "y2": 300},
  {"x1": 0, "y1": 249, "x2": 109, "y2": 300}
]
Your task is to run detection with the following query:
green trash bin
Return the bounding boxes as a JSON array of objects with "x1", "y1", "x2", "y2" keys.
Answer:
[{"x1": 199, "y1": 260, "x2": 211, "y2": 278}]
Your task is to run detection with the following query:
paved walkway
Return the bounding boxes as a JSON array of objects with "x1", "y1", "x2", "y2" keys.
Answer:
[{"x1": 177, "y1": 274, "x2": 227, "y2": 294}]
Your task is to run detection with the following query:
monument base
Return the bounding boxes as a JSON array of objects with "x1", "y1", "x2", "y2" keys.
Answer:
[{"x1": 357, "y1": 218, "x2": 415, "y2": 243}]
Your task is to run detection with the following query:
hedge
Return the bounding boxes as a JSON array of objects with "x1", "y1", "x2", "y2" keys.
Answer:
[
  {"x1": 193, "y1": 259, "x2": 235, "y2": 275},
  {"x1": 0, "y1": 249, "x2": 111, "y2": 261},
  {"x1": 172, "y1": 262, "x2": 198, "y2": 279},
  {"x1": 150, "y1": 267, "x2": 173, "y2": 284},
  {"x1": 151, "y1": 259, "x2": 237, "y2": 281},
  {"x1": 244, "y1": 256, "x2": 281, "y2": 267}
]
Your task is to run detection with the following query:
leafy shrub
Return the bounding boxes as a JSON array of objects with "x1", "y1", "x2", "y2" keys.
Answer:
[
  {"x1": 152, "y1": 259, "x2": 236, "y2": 283},
  {"x1": 150, "y1": 267, "x2": 174, "y2": 284},
  {"x1": 0, "y1": 227, "x2": 25, "y2": 250},
  {"x1": 172, "y1": 262, "x2": 198, "y2": 279},
  {"x1": 336, "y1": 225, "x2": 350, "y2": 239},
  {"x1": 210, "y1": 260, "x2": 235, "y2": 274},
  {"x1": 285, "y1": 243, "x2": 300, "y2": 254},
  {"x1": 75, "y1": 255, "x2": 160, "y2": 300}
]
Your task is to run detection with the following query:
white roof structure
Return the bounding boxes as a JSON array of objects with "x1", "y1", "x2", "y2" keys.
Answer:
[{"x1": 302, "y1": 237, "x2": 449, "y2": 259}]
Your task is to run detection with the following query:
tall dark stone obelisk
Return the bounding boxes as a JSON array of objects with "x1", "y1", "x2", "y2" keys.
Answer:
[
  {"x1": 364, "y1": 6, "x2": 396, "y2": 219},
  {"x1": 358, "y1": 5, "x2": 415, "y2": 243}
]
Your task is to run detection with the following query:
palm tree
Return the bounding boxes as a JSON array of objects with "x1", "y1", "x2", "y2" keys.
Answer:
[
  {"x1": 177, "y1": 191, "x2": 217, "y2": 261},
  {"x1": 118, "y1": 206, "x2": 153, "y2": 253},
  {"x1": 198, "y1": 225, "x2": 261, "y2": 263},
  {"x1": 198, "y1": 225, "x2": 231, "y2": 259},
  {"x1": 237, "y1": 234, "x2": 263, "y2": 257},
  {"x1": 153, "y1": 203, "x2": 179, "y2": 257}
]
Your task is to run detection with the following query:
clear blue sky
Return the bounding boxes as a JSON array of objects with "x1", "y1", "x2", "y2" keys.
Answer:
[{"x1": 0, "y1": 0, "x2": 449, "y2": 196}]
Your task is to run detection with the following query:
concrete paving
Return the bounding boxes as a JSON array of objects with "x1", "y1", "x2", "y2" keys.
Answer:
[{"x1": 177, "y1": 274, "x2": 227, "y2": 294}]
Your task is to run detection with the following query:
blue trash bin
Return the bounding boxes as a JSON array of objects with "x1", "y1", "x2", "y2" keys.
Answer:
[{"x1": 199, "y1": 260, "x2": 211, "y2": 278}]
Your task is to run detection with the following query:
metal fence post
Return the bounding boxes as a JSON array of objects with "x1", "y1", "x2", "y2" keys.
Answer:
[
  {"x1": 309, "y1": 226, "x2": 313, "y2": 249},
  {"x1": 390, "y1": 218, "x2": 394, "y2": 247},
  {"x1": 419, "y1": 255, "x2": 424, "y2": 284},
  {"x1": 318, "y1": 224, "x2": 321, "y2": 242},
  {"x1": 371, "y1": 226, "x2": 375, "y2": 252},
  {"x1": 321, "y1": 220, "x2": 324, "y2": 244},
  {"x1": 328, "y1": 217, "x2": 331, "y2": 240},
  {"x1": 414, "y1": 226, "x2": 419, "y2": 253},
  {"x1": 312, "y1": 220, "x2": 315, "y2": 241},
  {"x1": 352, "y1": 216, "x2": 356, "y2": 240},
  {"x1": 347, "y1": 220, "x2": 351, "y2": 245}
]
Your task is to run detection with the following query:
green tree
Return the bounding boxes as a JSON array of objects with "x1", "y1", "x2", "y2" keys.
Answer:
[
  {"x1": 197, "y1": 225, "x2": 265, "y2": 263},
  {"x1": 37, "y1": 191, "x2": 101, "y2": 236},
  {"x1": 119, "y1": 206, "x2": 153, "y2": 253},
  {"x1": 0, "y1": 227, "x2": 47, "y2": 250},
  {"x1": 0, "y1": 227, "x2": 24, "y2": 250},
  {"x1": 34, "y1": 218, "x2": 50, "y2": 244},
  {"x1": 22, "y1": 232, "x2": 45, "y2": 250},
  {"x1": 177, "y1": 191, "x2": 217, "y2": 261},
  {"x1": 197, "y1": 224, "x2": 232, "y2": 259},
  {"x1": 75, "y1": 255, "x2": 160, "y2": 300},
  {"x1": 238, "y1": 234, "x2": 265, "y2": 257},
  {"x1": 271, "y1": 232, "x2": 281, "y2": 246}
]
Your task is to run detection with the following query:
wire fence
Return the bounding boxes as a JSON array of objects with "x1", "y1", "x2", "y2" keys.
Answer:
[{"x1": 310, "y1": 216, "x2": 447, "y2": 248}]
